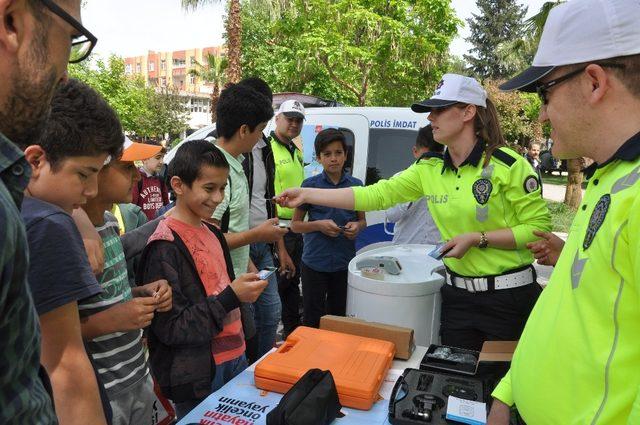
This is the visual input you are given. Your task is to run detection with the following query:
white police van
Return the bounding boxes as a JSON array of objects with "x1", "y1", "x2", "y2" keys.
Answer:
[{"x1": 165, "y1": 106, "x2": 430, "y2": 250}]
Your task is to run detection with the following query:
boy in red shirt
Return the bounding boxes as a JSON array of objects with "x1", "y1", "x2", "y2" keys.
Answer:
[{"x1": 138, "y1": 140, "x2": 268, "y2": 419}]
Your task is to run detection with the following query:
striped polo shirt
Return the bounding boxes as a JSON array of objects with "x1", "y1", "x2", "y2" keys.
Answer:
[{"x1": 78, "y1": 212, "x2": 148, "y2": 397}]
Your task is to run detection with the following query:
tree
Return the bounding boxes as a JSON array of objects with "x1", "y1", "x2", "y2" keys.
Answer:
[
  {"x1": 241, "y1": 0, "x2": 460, "y2": 107},
  {"x1": 520, "y1": 1, "x2": 584, "y2": 210},
  {"x1": 189, "y1": 53, "x2": 228, "y2": 121},
  {"x1": 69, "y1": 56, "x2": 189, "y2": 139},
  {"x1": 138, "y1": 87, "x2": 190, "y2": 140},
  {"x1": 484, "y1": 80, "x2": 543, "y2": 147},
  {"x1": 464, "y1": 0, "x2": 527, "y2": 80},
  {"x1": 182, "y1": 0, "x2": 242, "y2": 83}
]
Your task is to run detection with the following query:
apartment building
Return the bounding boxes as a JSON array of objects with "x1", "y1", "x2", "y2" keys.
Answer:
[{"x1": 125, "y1": 46, "x2": 223, "y2": 129}]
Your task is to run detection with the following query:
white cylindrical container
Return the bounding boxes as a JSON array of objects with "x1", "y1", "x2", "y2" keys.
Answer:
[{"x1": 347, "y1": 244, "x2": 445, "y2": 346}]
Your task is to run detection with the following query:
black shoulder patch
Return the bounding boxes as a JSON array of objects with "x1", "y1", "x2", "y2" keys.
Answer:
[
  {"x1": 415, "y1": 152, "x2": 443, "y2": 164},
  {"x1": 492, "y1": 149, "x2": 516, "y2": 167}
]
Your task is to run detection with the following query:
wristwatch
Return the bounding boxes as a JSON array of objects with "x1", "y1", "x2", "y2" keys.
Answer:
[{"x1": 478, "y1": 231, "x2": 489, "y2": 249}]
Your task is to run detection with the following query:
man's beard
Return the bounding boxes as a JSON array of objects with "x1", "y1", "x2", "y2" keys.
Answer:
[{"x1": 0, "y1": 25, "x2": 59, "y2": 149}]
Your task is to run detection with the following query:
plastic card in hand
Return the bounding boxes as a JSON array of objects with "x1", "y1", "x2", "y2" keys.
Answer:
[
  {"x1": 258, "y1": 267, "x2": 277, "y2": 280},
  {"x1": 428, "y1": 243, "x2": 449, "y2": 260}
]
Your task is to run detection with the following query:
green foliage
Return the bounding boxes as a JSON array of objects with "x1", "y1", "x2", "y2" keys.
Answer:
[
  {"x1": 189, "y1": 54, "x2": 228, "y2": 87},
  {"x1": 241, "y1": 0, "x2": 461, "y2": 106},
  {"x1": 546, "y1": 200, "x2": 575, "y2": 233},
  {"x1": 69, "y1": 56, "x2": 188, "y2": 139},
  {"x1": 485, "y1": 80, "x2": 543, "y2": 146},
  {"x1": 465, "y1": 0, "x2": 527, "y2": 79}
]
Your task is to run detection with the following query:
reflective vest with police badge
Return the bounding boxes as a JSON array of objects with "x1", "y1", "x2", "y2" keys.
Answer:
[{"x1": 270, "y1": 135, "x2": 304, "y2": 219}]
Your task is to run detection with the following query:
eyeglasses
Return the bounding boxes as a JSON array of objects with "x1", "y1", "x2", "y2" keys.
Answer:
[
  {"x1": 536, "y1": 63, "x2": 625, "y2": 105},
  {"x1": 40, "y1": 0, "x2": 97, "y2": 63}
]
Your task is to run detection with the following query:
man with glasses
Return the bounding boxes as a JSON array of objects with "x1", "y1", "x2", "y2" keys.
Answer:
[
  {"x1": 0, "y1": 0, "x2": 96, "y2": 423},
  {"x1": 489, "y1": 0, "x2": 640, "y2": 423},
  {"x1": 268, "y1": 100, "x2": 306, "y2": 339}
]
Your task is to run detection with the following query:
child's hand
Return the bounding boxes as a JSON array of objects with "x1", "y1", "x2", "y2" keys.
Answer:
[
  {"x1": 316, "y1": 219, "x2": 341, "y2": 237},
  {"x1": 111, "y1": 297, "x2": 157, "y2": 331},
  {"x1": 342, "y1": 221, "x2": 363, "y2": 240},
  {"x1": 137, "y1": 279, "x2": 172, "y2": 312},
  {"x1": 230, "y1": 273, "x2": 269, "y2": 303},
  {"x1": 253, "y1": 218, "x2": 288, "y2": 243}
]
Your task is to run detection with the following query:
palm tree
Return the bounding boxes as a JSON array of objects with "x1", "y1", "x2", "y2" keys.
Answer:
[
  {"x1": 189, "y1": 53, "x2": 228, "y2": 121},
  {"x1": 525, "y1": 2, "x2": 584, "y2": 209},
  {"x1": 182, "y1": 0, "x2": 242, "y2": 84}
]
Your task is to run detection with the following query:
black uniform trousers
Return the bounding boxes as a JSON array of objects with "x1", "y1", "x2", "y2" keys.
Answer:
[
  {"x1": 277, "y1": 231, "x2": 304, "y2": 338},
  {"x1": 439, "y1": 280, "x2": 542, "y2": 352},
  {"x1": 300, "y1": 263, "x2": 348, "y2": 328}
]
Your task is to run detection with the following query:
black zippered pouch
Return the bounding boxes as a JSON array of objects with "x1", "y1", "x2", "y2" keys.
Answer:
[{"x1": 266, "y1": 368, "x2": 343, "y2": 425}]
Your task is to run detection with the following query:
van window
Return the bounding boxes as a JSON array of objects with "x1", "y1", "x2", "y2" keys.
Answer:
[{"x1": 365, "y1": 128, "x2": 417, "y2": 185}]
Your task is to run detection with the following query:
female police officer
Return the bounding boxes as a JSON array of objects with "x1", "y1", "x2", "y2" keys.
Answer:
[{"x1": 275, "y1": 74, "x2": 551, "y2": 351}]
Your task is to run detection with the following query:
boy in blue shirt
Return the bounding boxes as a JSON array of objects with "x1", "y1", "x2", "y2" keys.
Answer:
[{"x1": 291, "y1": 129, "x2": 366, "y2": 328}]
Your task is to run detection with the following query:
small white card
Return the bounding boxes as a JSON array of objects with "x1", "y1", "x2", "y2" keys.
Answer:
[{"x1": 446, "y1": 396, "x2": 487, "y2": 425}]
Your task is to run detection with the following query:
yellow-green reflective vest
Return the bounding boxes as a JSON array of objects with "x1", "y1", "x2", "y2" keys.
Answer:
[{"x1": 270, "y1": 135, "x2": 304, "y2": 219}]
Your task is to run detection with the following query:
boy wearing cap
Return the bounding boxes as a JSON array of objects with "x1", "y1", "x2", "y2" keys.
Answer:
[
  {"x1": 132, "y1": 140, "x2": 169, "y2": 221},
  {"x1": 269, "y1": 99, "x2": 307, "y2": 338},
  {"x1": 489, "y1": 0, "x2": 640, "y2": 423},
  {"x1": 20, "y1": 79, "x2": 123, "y2": 425},
  {"x1": 79, "y1": 136, "x2": 172, "y2": 425}
]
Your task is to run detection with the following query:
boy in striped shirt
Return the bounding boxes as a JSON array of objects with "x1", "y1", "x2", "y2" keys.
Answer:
[{"x1": 79, "y1": 137, "x2": 172, "y2": 425}]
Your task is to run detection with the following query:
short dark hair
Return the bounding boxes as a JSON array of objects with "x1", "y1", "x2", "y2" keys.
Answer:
[
  {"x1": 33, "y1": 78, "x2": 124, "y2": 169},
  {"x1": 168, "y1": 140, "x2": 229, "y2": 187},
  {"x1": 314, "y1": 128, "x2": 347, "y2": 156},
  {"x1": 569, "y1": 54, "x2": 640, "y2": 99},
  {"x1": 238, "y1": 77, "x2": 273, "y2": 103},
  {"x1": 416, "y1": 125, "x2": 444, "y2": 153},
  {"x1": 216, "y1": 84, "x2": 274, "y2": 139}
]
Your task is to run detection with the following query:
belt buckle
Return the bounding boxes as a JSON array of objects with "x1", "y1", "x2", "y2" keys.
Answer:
[{"x1": 464, "y1": 278, "x2": 476, "y2": 293}]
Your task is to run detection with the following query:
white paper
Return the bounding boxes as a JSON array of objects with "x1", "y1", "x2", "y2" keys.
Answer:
[{"x1": 445, "y1": 396, "x2": 487, "y2": 425}]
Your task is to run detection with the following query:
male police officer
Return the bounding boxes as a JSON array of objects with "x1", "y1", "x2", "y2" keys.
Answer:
[
  {"x1": 269, "y1": 100, "x2": 306, "y2": 338},
  {"x1": 0, "y1": 0, "x2": 96, "y2": 423},
  {"x1": 489, "y1": 1, "x2": 640, "y2": 423}
]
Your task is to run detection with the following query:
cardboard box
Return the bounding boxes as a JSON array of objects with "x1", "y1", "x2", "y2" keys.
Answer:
[
  {"x1": 479, "y1": 341, "x2": 518, "y2": 363},
  {"x1": 319, "y1": 315, "x2": 415, "y2": 360}
]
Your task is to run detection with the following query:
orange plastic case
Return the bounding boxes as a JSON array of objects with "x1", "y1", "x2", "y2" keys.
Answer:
[{"x1": 254, "y1": 326, "x2": 395, "y2": 410}]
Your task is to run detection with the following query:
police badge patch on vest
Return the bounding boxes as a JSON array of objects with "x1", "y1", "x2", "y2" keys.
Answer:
[
  {"x1": 472, "y1": 178, "x2": 493, "y2": 204},
  {"x1": 524, "y1": 175, "x2": 540, "y2": 193},
  {"x1": 583, "y1": 194, "x2": 611, "y2": 250}
]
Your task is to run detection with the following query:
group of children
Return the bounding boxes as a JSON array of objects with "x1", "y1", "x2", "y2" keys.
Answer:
[{"x1": 21, "y1": 74, "x2": 372, "y2": 423}]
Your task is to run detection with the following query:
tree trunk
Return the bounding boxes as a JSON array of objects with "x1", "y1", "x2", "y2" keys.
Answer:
[
  {"x1": 564, "y1": 158, "x2": 584, "y2": 210},
  {"x1": 225, "y1": 0, "x2": 242, "y2": 83},
  {"x1": 210, "y1": 82, "x2": 220, "y2": 123}
]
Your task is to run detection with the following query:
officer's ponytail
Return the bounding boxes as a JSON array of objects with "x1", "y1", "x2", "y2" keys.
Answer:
[{"x1": 474, "y1": 98, "x2": 506, "y2": 167}]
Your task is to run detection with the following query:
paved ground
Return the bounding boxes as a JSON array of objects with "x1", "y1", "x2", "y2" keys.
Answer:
[{"x1": 542, "y1": 182, "x2": 585, "y2": 202}]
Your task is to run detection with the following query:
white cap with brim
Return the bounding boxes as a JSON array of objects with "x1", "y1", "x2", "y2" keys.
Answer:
[
  {"x1": 411, "y1": 73, "x2": 487, "y2": 113},
  {"x1": 501, "y1": 0, "x2": 640, "y2": 92},
  {"x1": 277, "y1": 99, "x2": 306, "y2": 120}
]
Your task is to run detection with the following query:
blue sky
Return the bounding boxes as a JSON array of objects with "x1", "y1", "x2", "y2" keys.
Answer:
[{"x1": 83, "y1": 0, "x2": 550, "y2": 59}]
